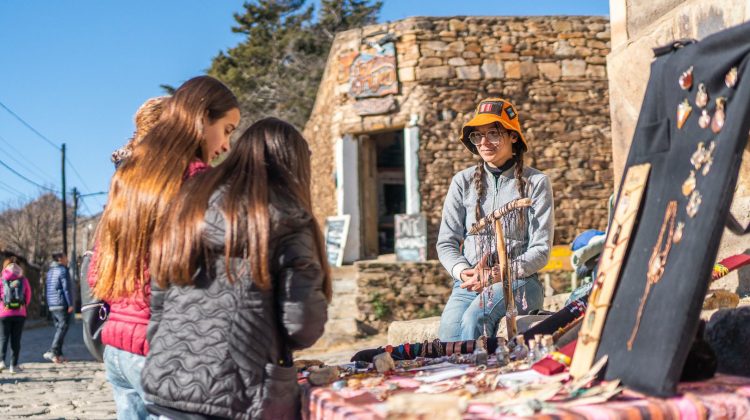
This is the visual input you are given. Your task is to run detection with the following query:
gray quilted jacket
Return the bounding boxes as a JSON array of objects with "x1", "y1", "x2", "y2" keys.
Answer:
[{"x1": 141, "y1": 191, "x2": 328, "y2": 419}]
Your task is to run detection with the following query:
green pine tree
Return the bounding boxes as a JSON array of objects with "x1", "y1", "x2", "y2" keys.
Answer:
[{"x1": 208, "y1": 0, "x2": 382, "y2": 129}]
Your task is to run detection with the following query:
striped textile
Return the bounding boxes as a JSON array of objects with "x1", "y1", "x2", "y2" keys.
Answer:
[{"x1": 305, "y1": 374, "x2": 750, "y2": 419}]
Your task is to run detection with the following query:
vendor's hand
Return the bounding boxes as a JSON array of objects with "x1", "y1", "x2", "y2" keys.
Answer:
[
  {"x1": 460, "y1": 268, "x2": 486, "y2": 292},
  {"x1": 67, "y1": 307, "x2": 74, "y2": 314},
  {"x1": 459, "y1": 267, "x2": 476, "y2": 283}
]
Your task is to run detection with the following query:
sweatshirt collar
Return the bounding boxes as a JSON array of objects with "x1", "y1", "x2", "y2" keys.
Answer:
[{"x1": 484, "y1": 160, "x2": 516, "y2": 179}]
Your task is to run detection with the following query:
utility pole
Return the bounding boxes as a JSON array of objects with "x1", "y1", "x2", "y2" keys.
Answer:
[
  {"x1": 71, "y1": 187, "x2": 78, "y2": 284},
  {"x1": 61, "y1": 143, "x2": 68, "y2": 255}
]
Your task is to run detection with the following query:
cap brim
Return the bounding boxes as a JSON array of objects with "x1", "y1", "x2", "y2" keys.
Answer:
[{"x1": 461, "y1": 114, "x2": 527, "y2": 154}]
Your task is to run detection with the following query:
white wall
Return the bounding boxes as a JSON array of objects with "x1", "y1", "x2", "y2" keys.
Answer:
[
  {"x1": 335, "y1": 135, "x2": 361, "y2": 263},
  {"x1": 404, "y1": 114, "x2": 421, "y2": 215}
]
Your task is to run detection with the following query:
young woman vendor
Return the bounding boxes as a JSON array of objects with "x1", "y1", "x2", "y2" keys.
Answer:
[{"x1": 437, "y1": 98, "x2": 554, "y2": 341}]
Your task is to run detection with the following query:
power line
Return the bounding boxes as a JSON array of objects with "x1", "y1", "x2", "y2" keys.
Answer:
[
  {"x1": 65, "y1": 156, "x2": 93, "y2": 192},
  {"x1": 0, "y1": 100, "x2": 60, "y2": 151},
  {"x1": 0, "y1": 157, "x2": 59, "y2": 193},
  {"x1": 0, "y1": 134, "x2": 57, "y2": 185},
  {"x1": 0, "y1": 183, "x2": 25, "y2": 199},
  {"x1": 0, "y1": 179, "x2": 30, "y2": 200}
]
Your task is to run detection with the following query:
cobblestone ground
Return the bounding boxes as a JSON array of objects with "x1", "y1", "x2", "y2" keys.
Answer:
[
  {"x1": 0, "y1": 318, "x2": 116, "y2": 419},
  {"x1": 0, "y1": 318, "x2": 384, "y2": 419}
]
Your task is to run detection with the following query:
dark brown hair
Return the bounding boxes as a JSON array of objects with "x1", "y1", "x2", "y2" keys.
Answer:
[
  {"x1": 93, "y1": 76, "x2": 239, "y2": 301},
  {"x1": 150, "y1": 117, "x2": 332, "y2": 300}
]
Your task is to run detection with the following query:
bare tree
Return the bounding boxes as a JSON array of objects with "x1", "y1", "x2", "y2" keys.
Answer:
[{"x1": 0, "y1": 193, "x2": 69, "y2": 268}]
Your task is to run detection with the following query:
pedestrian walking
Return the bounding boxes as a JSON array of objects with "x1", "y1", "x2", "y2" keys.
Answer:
[
  {"x1": 0, "y1": 257, "x2": 32, "y2": 373},
  {"x1": 44, "y1": 252, "x2": 74, "y2": 363}
]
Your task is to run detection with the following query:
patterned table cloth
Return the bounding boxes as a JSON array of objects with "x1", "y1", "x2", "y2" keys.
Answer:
[{"x1": 307, "y1": 374, "x2": 750, "y2": 419}]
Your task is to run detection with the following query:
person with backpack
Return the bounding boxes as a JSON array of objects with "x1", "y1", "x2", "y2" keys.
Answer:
[
  {"x1": 0, "y1": 257, "x2": 32, "y2": 373},
  {"x1": 44, "y1": 252, "x2": 74, "y2": 363}
]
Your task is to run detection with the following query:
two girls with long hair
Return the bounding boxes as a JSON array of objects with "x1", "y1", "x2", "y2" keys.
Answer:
[
  {"x1": 90, "y1": 76, "x2": 240, "y2": 419},
  {"x1": 91, "y1": 76, "x2": 330, "y2": 419}
]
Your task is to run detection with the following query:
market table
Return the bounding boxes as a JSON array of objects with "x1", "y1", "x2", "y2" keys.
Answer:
[{"x1": 305, "y1": 373, "x2": 750, "y2": 419}]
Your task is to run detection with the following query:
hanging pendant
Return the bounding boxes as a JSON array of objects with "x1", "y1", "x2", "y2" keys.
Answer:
[
  {"x1": 725, "y1": 67, "x2": 738, "y2": 88},
  {"x1": 691, "y1": 141, "x2": 715, "y2": 173},
  {"x1": 687, "y1": 190, "x2": 702, "y2": 218},
  {"x1": 695, "y1": 83, "x2": 709, "y2": 108},
  {"x1": 673, "y1": 221, "x2": 685, "y2": 244},
  {"x1": 698, "y1": 109, "x2": 711, "y2": 129},
  {"x1": 677, "y1": 99, "x2": 692, "y2": 129},
  {"x1": 701, "y1": 142, "x2": 715, "y2": 176},
  {"x1": 682, "y1": 170, "x2": 697, "y2": 197},
  {"x1": 712, "y1": 97, "x2": 726, "y2": 134},
  {"x1": 679, "y1": 66, "x2": 694, "y2": 90}
]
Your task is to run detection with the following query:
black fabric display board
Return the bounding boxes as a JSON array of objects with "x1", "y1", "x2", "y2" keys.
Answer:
[{"x1": 595, "y1": 22, "x2": 750, "y2": 397}]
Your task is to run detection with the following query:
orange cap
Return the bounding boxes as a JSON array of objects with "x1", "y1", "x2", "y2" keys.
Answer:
[{"x1": 460, "y1": 98, "x2": 527, "y2": 154}]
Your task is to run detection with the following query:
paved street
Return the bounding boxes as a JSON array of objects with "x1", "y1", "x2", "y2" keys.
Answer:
[
  {"x1": 0, "y1": 317, "x2": 381, "y2": 419},
  {"x1": 0, "y1": 318, "x2": 116, "y2": 419}
]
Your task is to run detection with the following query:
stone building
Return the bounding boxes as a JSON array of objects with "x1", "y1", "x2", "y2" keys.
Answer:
[
  {"x1": 305, "y1": 15, "x2": 613, "y2": 264},
  {"x1": 303, "y1": 15, "x2": 613, "y2": 333}
]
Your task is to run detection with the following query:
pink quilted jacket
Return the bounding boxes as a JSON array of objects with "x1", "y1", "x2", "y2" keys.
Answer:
[{"x1": 88, "y1": 160, "x2": 209, "y2": 356}]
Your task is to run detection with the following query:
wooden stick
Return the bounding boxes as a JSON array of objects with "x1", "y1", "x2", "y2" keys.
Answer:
[
  {"x1": 495, "y1": 219, "x2": 517, "y2": 339},
  {"x1": 469, "y1": 198, "x2": 532, "y2": 235}
]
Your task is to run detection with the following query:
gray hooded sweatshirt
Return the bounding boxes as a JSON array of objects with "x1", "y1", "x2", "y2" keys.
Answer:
[{"x1": 437, "y1": 163, "x2": 554, "y2": 281}]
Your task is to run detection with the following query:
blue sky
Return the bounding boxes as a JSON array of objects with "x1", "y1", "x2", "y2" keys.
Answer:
[{"x1": 0, "y1": 1, "x2": 609, "y2": 215}]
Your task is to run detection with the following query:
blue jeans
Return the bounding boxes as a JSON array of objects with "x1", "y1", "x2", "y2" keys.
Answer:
[
  {"x1": 104, "y1": 345, "x2": 151, "y2": 420},
  {"x1": 438, "y1": 275, "x2": 544, "y2": 341},
  {"x1": 49, "y1": 309, "x2": 71, "y2": 356}
]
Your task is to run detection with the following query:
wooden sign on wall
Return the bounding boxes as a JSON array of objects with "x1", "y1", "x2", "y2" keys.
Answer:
[
  {"x1": 395, "y1": 214, "x2": 427, "y2": 262},
  {"x1": 324, "y1": 215, "x2": 351, "y2": 267},
  {"x1": 349, "y1": 42, "x2": 398, "y2": 99}
]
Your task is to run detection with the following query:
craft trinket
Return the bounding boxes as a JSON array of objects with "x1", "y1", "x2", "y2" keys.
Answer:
[
  {"x1": 628, "y1": 201, "x2": 677, "y2": 350},
  {"x1": 690, "y1": 141, "x2": 715, "y2": 175},
  {"x1": 673, "y1": 222, "x2": 684, "y2": 244},
  {"x1": 725, "y1": 67, "x2": 738, "y2": 88},
  {"x1": 677, "y1": 99, "x2": 692, "y2": 129},
  {"x1": 679, "y1": 66, "x2": 693, "y2": 90},
  {"x1": 698, "y1": 109, "x2": 711, "y2": 129},
  {"x1": 687, "y1": 190, "x2": 702, "y2": 218},
  {"x1": 695, "y1": 83, "x2": 709, "y2": 108},
  {"x1": 712, "y1": 97, "x2": 726, "y2": 134},
  {"x1": 682, "y1": 170, "x2": 697, "y2": 197}
]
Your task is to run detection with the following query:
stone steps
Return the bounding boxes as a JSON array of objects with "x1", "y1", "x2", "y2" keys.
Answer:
[{"x1": 318, "y1": 266, "x2": 364, "y2": 344}]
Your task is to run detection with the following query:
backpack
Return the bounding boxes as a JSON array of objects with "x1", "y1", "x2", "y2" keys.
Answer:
[{"x1": 3, "y1": 277, "x2": 24, "y2": 310}]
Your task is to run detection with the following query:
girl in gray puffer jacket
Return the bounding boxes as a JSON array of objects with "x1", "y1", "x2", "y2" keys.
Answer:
[{"x1": 142, "y1": 118, "x2": 331, "y2": 420}]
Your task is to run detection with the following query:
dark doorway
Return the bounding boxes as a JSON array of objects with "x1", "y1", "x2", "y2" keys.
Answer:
[{"x1": 359, "y1": 130, "x2": 406, "y2": 256}]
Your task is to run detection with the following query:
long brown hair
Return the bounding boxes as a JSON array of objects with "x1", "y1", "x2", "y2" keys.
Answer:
[
  {"x1": 92, "y1": 76, "x2": 238, "y2": 301},
  {"x1": 150, "y1": 117, "x2": 332, "y2": 300}
]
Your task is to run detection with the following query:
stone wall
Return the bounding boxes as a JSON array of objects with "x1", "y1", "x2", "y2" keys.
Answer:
[
  {"x1": 304, "y1": 16, "x2": 614, "y2": 253},
  {"x1": 353, "y1": 260, "x2": 576, "y2": 332},
  {"x1": 355, "y1": 260, "x2": 452, "y2": 331}
]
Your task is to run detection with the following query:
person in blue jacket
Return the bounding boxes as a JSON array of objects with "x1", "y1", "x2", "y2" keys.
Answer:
[{"x1": 44, "y1": 252, "x2": 74, "y2": 363}]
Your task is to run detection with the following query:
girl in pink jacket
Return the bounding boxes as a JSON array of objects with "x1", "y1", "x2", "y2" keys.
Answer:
[{"x1": 0, "y1": 257, "x2": 32, "y2": 373}]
